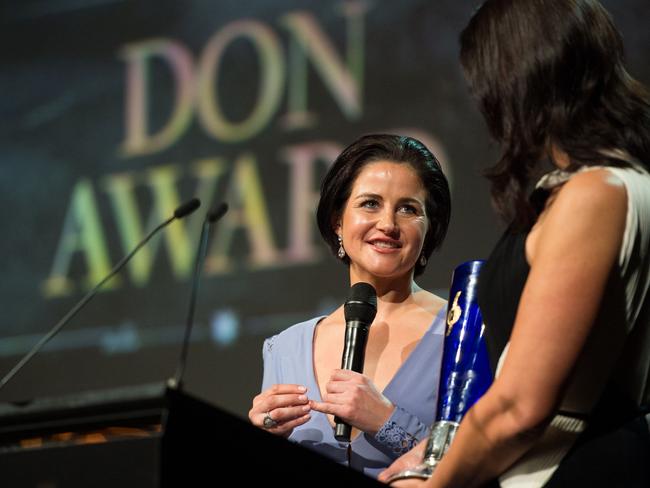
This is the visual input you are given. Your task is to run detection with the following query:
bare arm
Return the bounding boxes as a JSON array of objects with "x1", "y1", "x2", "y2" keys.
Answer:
[{"x1": 421, "y1": 170, "x2": 628, "y2": 487}]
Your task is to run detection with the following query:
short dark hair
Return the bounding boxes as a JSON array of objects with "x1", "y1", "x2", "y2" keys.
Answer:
[
  {"x1": 460, "y1": 0, "x2": 650, "y2": 227},
  {"x1": 316, "y1": 134, "x2": 451, "y2": 277}
]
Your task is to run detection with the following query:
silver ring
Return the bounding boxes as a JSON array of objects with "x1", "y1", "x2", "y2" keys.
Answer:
[{"x1": 263, "y1": 412, "x2": 278, "y2": 429}]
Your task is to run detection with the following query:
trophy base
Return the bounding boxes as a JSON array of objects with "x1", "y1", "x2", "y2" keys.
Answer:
[{"x1": 385, "y1": 462, "x2": 435, "y2": 482}]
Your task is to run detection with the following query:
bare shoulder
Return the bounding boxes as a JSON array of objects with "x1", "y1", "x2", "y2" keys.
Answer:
[
  {"x1": 556, "y1": 168, "x2": 627, "y2": 207},
  {"x1": 528, "y1": 169, "x2": 628, "y2": 263},
  {"x1": 543, "y1": 168, "x2": 627, "y2": 229},
  {"x1": 529, "y1": 168, "x2": 628, "y2": 266}
]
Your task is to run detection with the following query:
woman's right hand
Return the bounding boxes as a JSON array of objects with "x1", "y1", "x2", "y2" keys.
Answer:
[
  {"x1": 378, "y1": 439, "x2": 428, "y2": 485},
  {"x1": 248, "y1": 384, "x2": 312, "y2": 438}
]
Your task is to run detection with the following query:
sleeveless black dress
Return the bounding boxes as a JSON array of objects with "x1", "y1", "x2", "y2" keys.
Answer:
[{"x1": 476, "y1": 189, "x2": 650, "y2": 487}]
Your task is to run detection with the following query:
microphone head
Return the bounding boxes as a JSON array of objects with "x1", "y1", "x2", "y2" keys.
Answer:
[
  {"x1": 174, "y1": 198, "x2": 201, "y2": 219},
  {"x1": 207, "y1": 202, "x2": 228, "y2": 223},
  {"x1": 344, "y1": 282, "x2": 377, "y2": 326}
]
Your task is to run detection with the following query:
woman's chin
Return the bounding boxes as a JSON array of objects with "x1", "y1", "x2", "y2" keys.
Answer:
[{"x1": 353, "y1": 264, "x2": 412, "y2": 281}]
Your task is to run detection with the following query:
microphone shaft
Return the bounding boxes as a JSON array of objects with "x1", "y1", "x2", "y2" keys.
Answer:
[
  {"x1": 340, "y1": 322, "x2": 369, "y2": 372},
  {"x1": 0, "y1": 215, "x2": 175, "y2": 392},
  {"x1": 170, "y1": 217, "x2": 214, "y2": 389}
]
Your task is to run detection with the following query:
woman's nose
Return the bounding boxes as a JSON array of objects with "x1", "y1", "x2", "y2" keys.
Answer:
[{"x1": 376, "y1": 210, "x2": 398, "y2": 235}]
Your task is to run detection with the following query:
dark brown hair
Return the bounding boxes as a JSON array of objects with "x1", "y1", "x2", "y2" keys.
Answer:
[
  {"x1": 316, "y1": 134, "x2": 451, "y2": 277},
  {"x1": 460, "y1": 0, "x2": 650, "y2": 227}
]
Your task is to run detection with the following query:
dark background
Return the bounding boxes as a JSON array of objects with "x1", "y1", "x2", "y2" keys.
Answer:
[{"x1": 0, "y1": 0, "x2": 648, "y2": 419}]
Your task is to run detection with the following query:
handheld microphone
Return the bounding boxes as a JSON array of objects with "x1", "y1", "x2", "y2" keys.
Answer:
[
  {"x1": 334, "y1": 282, "x2": 377, "y2": 441},
  {"x1": 168, "y1": 202, "x2": 228, "y2": 391},
  {"x1": 0, "y1": 198, "x2": 202, "y2": 392}
]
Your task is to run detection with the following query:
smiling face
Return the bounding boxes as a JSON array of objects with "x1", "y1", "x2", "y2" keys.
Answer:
[{"x1": 336, "y1": 161, "x2": 429, "y2": 283}]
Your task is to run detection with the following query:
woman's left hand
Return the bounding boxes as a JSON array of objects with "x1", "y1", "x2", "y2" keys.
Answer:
[{"x1": 309, "y1": 369, "x2": 395, "y2": 434}]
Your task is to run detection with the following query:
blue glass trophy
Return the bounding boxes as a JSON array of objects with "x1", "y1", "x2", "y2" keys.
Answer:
[{"x1": 389, "y1": 260, "x2": 492, "y2": 480}]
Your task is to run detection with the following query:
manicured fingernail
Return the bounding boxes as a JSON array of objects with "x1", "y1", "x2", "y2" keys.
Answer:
[
  {"x1": 298, "y1": 395, "x2": 307, "y2": 401},
  {"x1": 302, "y1": 405, "x2": 310, "y2": 412},
  {"x1": 298, "y1": 385, "x2": 307, "y2": 392}
]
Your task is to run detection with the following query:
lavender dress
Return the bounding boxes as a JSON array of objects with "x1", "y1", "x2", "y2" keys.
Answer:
[{"x1": 260, "y1": 307, "x2": 446, "y2": 479}]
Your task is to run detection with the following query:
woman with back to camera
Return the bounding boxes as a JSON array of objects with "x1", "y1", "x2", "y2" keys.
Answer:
[
  {"x1": 380, "y1": 0, "x2": 650, "y2": 486},
  {"x1": 248, "y1": 134, "x2": 452, "y2": 479}
]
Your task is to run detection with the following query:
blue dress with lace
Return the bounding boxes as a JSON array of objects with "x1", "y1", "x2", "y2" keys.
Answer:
[{"x1": 260, "y1": 307, "x2": 446, "y2": 479}]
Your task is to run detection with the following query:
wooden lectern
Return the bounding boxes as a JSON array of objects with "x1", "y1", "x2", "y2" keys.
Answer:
[{"x1": 0, "y1": 383, "x2": 383, "y2": 487}]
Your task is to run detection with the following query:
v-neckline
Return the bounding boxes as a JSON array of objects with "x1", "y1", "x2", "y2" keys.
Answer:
[{"x1": 307, "y1": 306, "x2": 444, "y2": 415}]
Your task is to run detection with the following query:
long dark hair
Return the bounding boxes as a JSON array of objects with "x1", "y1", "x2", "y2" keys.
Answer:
[
  {"x1": 316, "y1": 134, "x2": 451, "y2": 277},
  {"x1": 460, "y1": 0, "x2": 650, "y2": 227}
]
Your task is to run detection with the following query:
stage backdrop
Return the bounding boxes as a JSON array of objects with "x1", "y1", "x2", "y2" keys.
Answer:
[{"x1": 1, "y1": 0, "x2": 648, "y2": 417}]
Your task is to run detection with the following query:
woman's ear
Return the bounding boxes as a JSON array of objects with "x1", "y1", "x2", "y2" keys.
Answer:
[{"x1": 333, "y1": 218, "x2": 341, "y2": 237}]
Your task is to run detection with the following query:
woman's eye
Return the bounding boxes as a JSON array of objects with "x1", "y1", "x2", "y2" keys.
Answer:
[
  {"x1": 361, "y1": 199, "x2": 379, "y2": 208},
  {"x1": 399, "y1": 204, "x2": 418, "y2": 214}
]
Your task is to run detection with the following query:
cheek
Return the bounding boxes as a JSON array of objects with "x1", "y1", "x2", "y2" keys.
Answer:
[
  {"x1": 412, "y1": 218, "x2": 428, "y2": 241},
  {"x1": 409, "y1": 227, "x2": 429, "y2": 255},
  {"x1": 343, "y1": 212, "x2": 374, "y2": 233}
]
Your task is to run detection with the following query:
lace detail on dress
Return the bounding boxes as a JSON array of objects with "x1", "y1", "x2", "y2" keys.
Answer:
[
  {"x1": 535, "y1": 151, "x2": 644, "y2": 192},
  {"x1": 375, "y1": 420, "x2": 419, "y2": 455},
  {"x1": 264, "y1": 335, "x2": 277, "y2": 352}
]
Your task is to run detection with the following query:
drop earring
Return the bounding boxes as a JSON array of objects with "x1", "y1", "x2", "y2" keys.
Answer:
[
  {"x1": 419, "y1": 254, "x2": 427, "y2": 266},
  {"x1": 337, "y1": 235, "x2": 346, "y2": 259}
]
